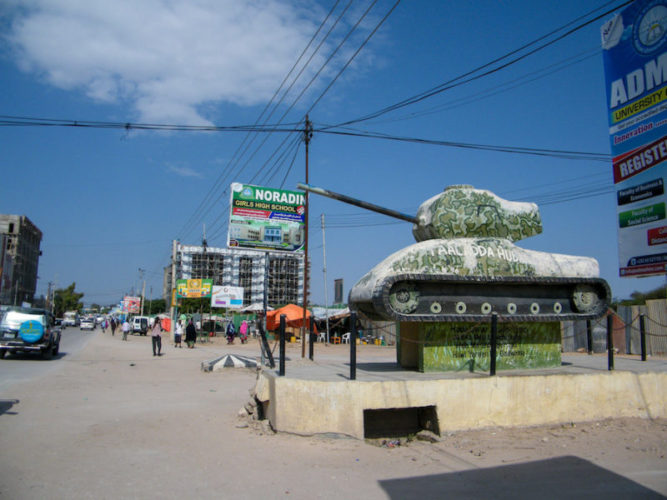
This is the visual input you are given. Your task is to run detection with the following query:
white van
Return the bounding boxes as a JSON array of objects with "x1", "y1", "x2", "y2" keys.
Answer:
[{"x1": 131, "y1": 316, "x2": 149, "y2": 335}]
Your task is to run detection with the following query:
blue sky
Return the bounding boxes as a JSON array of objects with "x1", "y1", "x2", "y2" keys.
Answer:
[{"x1": 1, "y1": 0, "x2": 664, "y2": 306}]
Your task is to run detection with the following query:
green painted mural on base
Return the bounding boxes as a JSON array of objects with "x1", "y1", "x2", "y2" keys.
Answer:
[{"x1": 415, "y1": 321, "x2": 561, "y2": 372}]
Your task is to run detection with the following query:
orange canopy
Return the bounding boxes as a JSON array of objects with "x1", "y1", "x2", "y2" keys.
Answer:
[{"x1": 266, "y1": 304, "x2": 318, "y2": 333}]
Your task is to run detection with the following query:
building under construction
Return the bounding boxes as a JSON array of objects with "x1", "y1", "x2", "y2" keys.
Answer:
[
  {"x1": 0, "y1": 215, "x2": 42, "y2": 305},
  {"x1": 163, "y1": 240, "x2": 304, "y2": 308}
]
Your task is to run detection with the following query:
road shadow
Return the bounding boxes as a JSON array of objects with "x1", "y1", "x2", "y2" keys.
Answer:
[
  {"x1": 0, "y1": 399, "x2": 19, "y2": 415},
  {"x1": 378, "y1": 455, "x2": 663, "y2": 499},
  {"x1": 2, "y1": 352, "x2": 68, "y2": 362}
]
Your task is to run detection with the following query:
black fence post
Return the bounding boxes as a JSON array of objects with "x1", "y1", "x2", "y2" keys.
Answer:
[
  {"x1": 258, "y1": 322, "x2": 275, "y2": 368},
  {"x1": 607, "y1": 314, "x2": 614, "y2": 371},
  {"x1": 309, "y1": 316, "x2": 315, "y2": 361},
  {"x1": 586, "y1": 320, "x2": 593, "y2": 355},
  {"x1": 279, "y1": 314, "x2": 286, "y2": 376},
  {"x1": 640, "y1": 314, "x2": 647, "y2": 362},
  {"x1": 490, "y1": 313, "x2": 497, "y2": 376},
  {"x1": 350, "y1": 311, "x2": 357, "y2": 380}
]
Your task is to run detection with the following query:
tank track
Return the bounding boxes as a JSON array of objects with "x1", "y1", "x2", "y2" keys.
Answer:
[{"x1": 353, "y1": 274, "x2": 611, "y2": 322}]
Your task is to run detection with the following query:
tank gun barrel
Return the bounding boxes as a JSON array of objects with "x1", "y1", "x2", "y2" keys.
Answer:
[{"x1": 297, "y1": 183, "x2": 417, "y2": 224}]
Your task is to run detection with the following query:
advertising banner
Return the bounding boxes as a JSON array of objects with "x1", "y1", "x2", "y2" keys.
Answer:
[
  {"x1": 176, "y1": 279, "x2": 213, "y2": 298},
  {"x1": 602, "y1": 0, "x2": 667, "y2": 277},
  {"x1": 123, "y1": 296, "x2": 141, "y2": 314},
  {"x1": 211, "y1": 285, "x2": 244, "y2": 309},
  {"x1": 227, "y1": 183, "x2": 305, "y2": 252}
]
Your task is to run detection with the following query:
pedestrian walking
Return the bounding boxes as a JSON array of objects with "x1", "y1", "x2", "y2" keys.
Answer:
[
  {"x1": 110, "y1": 317, "x2": 117, "y2": 336},
  {"x1": 185, "y1": 318, "x2": 197, "y2": 348},
  {"x1": 174, "y1": 320, "x2": 183, "y2": 348},
  {"x1": 101, "y1": 318, "x2": 106, "y2": 333},
  {"x1": 239, "y1": 320, "x2": 248, "y2": 344},
  {"x1": 122, "y1": 319, "x2": 130, "y2": 341},
  {"x1": 226, "y1": 320, "x2": 236, "y2": 345},
  {"x1": 150, "y1": 317, "x2": 163, "y2": 356}
]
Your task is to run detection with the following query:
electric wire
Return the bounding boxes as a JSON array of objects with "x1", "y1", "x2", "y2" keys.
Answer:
[
  {"x1": 329, "y1": 0, "x2": 632, "y2": 128},
  {"x1": 172, "y1": 0, "x2": 345, "y2": 242}
]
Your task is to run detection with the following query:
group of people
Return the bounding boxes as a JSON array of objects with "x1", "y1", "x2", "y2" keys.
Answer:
[
  {"x1": 225, "y1": 319, "x2": 248, "y2": 345},
  {"x1": 106, "y1": 315, "x2": 250, "y2": 356},
  {"x1": 173, "y1": 319, "x2": 197, "y2": 349}
]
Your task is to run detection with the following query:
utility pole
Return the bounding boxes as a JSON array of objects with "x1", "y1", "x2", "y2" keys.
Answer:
[
  {"x1": 46, "y1": 281, "x2": 53, "y2": 312},
  {"x1": 321, "y1": 214, "x2": 330, "y2": 343},
  {"x1": 169, "y1": 239, "x2": 178, "y2": 337},
  {"x1": 138, "y1": 268, "x2": 146, "y2": 316},
  {"x1": 301, "y1": 115, "x2": 313, "y2": 358}
]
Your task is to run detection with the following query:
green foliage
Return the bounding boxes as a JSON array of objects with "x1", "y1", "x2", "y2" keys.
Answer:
[
  {"x1": 178, "y1": 298, "x2": 212, "y2": 314},
  {"x1": 144, "y1": 298, "x2": 167, "y2": 314},
  {"x1": 616, "y1": 285, "x2": 667, "y2": 307},
  {"x1": 53, "y1": 283, "x2": 84, "y2": 318}
]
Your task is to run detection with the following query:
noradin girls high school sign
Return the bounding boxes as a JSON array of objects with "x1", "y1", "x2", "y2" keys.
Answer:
[{"x1": 227, "y1": 183, "x2": 305, "y2": 252}]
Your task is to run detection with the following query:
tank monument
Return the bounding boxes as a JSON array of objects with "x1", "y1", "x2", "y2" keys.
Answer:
[
  {"x1": 301, "y1": 183, "x2": 611, "y2": 372},
  {"x1": 252, "y1": 184, "x2": 664, "y2": 440}
]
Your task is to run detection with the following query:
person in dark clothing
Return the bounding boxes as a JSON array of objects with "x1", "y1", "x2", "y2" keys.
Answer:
[
  {"x1": 185, "y1": 318, "x2": 197, "y2": 348},
  {"x1": 226, "y1": 320, "x2": 236, "y2": 344},
  {"x1": 110, "y1": 317, "x2": 117, "y2": 336}
]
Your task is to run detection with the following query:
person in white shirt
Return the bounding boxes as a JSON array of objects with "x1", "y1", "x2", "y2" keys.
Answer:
[
  {"x1": 122, "y1": 319, "x2": 130, "y2": 341},
  {"x1": 174, "y1": 320, "x2": 183, "y2": 348}
]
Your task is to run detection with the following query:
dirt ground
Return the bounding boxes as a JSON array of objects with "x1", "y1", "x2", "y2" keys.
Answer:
[{"x1": 0, "y1": 330, "x2": 665, "y2": 499}]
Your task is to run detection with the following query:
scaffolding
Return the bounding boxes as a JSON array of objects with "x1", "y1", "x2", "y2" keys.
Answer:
[{"x1": 166, "y1": 241, "x2": 304, "y2": 308}]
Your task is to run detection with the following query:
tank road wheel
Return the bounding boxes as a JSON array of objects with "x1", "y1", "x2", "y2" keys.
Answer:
[
  {"x1": 481, "y1": 302, "x2": 492, "y2": 315},
  {"x1": 455, "y1": 302, "x2": 467, "y2": 314},
  {"x1": 553, "y1": 302, "x2": 563, "y2": 314},
  {"x1": 507, "y1": 303, "x2": 517, "y2": 314},
  {"x1": 430, "y1": 302, "x2": 442, "y2": 314},
  {"x1": 530, "y1": 303, "x2": 540, "y2": 315},
  {"x1": 388, "y1": 284, "x2": 420, "y2": 314},
  {"x1": 572, "y1": 285, "x2": 600, "y2": 313}
]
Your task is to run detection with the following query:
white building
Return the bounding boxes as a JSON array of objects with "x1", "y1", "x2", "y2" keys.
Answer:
[{"x1": 163, "y1": 240, "x2": 304, "y2": 308}]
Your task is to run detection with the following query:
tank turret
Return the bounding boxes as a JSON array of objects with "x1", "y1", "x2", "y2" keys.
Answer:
[
  {"x1": 412, "y1": 185, "x2": 542, "y2": 242},
  {"x1": 298, "y1": 183, "x2": 610, "y2": 322}
]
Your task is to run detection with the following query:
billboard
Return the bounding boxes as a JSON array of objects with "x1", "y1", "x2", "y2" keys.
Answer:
[
  {"x1": 227, "y1": 183, "x2": 305, "y2": 252},
  {"x1": 176, "y1": 279, "x2": 213, "y2": 298},
  {"x1": 211, "y1": 285, "x2": 244, "y2": 309},
  {"x1": 602, "y1": 0, "x2": 667, "y2": 277},
  {"x1": 123, "y1": 296, "x2": 141, "y2": 314}
]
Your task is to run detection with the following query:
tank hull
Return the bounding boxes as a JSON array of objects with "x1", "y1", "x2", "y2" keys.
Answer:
[{"x1": 349, "y1": 238, "x2": 611, "y2": 322}]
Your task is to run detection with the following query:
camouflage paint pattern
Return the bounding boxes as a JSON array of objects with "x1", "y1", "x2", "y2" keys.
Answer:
[{"x1": 412, "y1": 185, "x2": 542, "y2": 243}]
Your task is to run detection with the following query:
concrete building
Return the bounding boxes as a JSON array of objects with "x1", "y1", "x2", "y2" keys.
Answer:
[
  {"x1": 163, "y1": 240, "x2": 304, "y2": 308},
  {"x1": 0, "y1": 215, "x2": 42, "y2": 305}
]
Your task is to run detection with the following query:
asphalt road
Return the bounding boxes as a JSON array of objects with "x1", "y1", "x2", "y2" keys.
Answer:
[{"x1": 0, "y1": 325, "x2": 94, "y2": 392}]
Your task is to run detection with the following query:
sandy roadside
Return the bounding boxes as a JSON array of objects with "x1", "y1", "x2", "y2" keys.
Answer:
[{"x1": 0, "y1": 329, "x2": 665, "y2": 499}]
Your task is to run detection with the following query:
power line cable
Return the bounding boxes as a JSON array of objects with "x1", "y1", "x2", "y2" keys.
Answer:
[
  {"x1": 330, "y1": 0, "x2": 631, "y2": 128},
  {"x1": 315, "y1": 127, "x2": 611, "y2": 161},
  {"x1": 173, "y1": 1, "x2": 345, "y2": 242}
]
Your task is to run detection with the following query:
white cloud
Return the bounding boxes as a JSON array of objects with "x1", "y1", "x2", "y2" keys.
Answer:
[
  {"x1": 3, "y1": 0, "x2": 345, "y2": 124},
  {"x1": 167, "y1": 164, "x2": 203, "y2": 178}
]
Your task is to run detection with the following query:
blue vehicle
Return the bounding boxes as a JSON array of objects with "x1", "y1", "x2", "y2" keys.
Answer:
[{"x1": 0, "y1": 307, "x2": 61, "y2": 359}]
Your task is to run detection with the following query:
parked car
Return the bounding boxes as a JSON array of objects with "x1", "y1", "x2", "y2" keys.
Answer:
[
  {"x1": 132, "y1": 316, "x2": 149, "y2": 335},
  {"x1": 80, "y1": 317, "x2": 96, "y2": 331},
  {"x1": 0, "y1": 307, "x2": 61, "y2": 359}
]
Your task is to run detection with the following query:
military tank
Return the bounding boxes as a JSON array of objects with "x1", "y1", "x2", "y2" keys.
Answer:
[{"x1": 298, "y1": 183, "x2": 611, "y2": 323}]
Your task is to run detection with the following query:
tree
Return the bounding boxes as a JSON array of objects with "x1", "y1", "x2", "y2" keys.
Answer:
[
  {"x1": 615, "y1": 285, "x2": 667, "y2": 307},
  {"x1": 144, "y1": 298, "x2": 166, "y2": 314},
  {"x1": 53, "y1": 283, "x2": 84, "y2": 318}
]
